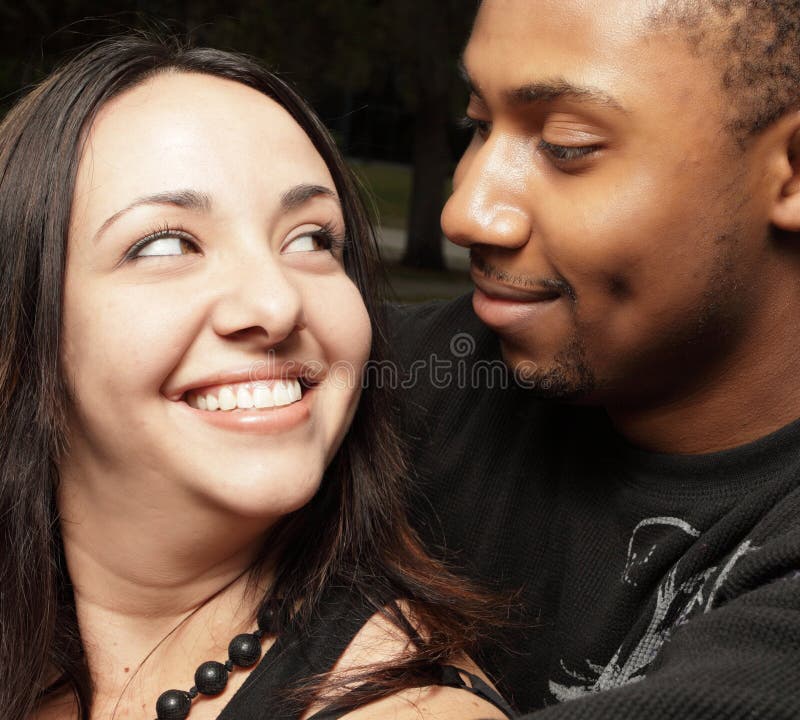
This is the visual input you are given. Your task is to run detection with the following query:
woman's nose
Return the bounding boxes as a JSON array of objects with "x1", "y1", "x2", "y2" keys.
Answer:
[
  {"x1": 210, "y1": 250, "x2": 304, "y2": 348},
  {"x1": 441, "y1": 135, "x2": 532, "y2": 251}
]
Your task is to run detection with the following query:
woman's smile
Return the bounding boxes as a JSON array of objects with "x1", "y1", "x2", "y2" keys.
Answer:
[
  {"x1": 176, "y1": 380, "x2": 314, "y2": 435},
  {"x1": 184, "y1": 378, "x2": 304, "y2": 411},
  {"x1": 174, "y1": 373, "x2": 320, "y2": 435}
]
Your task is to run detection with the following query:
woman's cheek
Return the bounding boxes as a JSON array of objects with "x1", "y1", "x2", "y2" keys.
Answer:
[
  {"x1": 63, "y1": 280, "x2": 196, "y2": 405},
  {"x1": 309, "y1": 276, "x2": 372, "y2": 369}
]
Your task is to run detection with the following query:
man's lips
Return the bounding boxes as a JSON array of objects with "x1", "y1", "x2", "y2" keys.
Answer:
[
  {"x1": 470, "y1": 266, "x2": 565, "y2": 333},
  {"x1": 470, "y1": 269, "x2": 562, "y2": 303}
]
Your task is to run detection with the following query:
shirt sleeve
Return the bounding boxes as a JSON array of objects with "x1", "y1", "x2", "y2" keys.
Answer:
[{"x1": 514, "y1": 571, "x2": 800, "y2": 719}]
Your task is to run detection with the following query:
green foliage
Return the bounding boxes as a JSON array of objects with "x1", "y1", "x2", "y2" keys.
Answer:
[{"x1": 348, "y1": 159, "x2": 411, "y2": 229}]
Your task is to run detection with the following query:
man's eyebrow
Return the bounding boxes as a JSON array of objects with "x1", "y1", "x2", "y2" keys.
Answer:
[
  {"x1": 508, "y1": 79, "x2": 627, "y2": 113},
  {"x1": 280, "y1": 183, "x2": 338, "y2": 212},
  {"x1": 93, "y1": 189, "x2": 211, "y2": 244},
  {"x1": 458, "y1": 58, "x2": 626, "y2": 113}
]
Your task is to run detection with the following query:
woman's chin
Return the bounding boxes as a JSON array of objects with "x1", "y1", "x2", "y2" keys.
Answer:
[{"x1": 187, "y1": 464, "x2": 325, "y2": 522}]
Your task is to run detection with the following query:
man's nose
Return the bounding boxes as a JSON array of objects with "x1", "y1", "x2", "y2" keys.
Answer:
[
  {"x1": 210, "y1": 248, "x2": 305, "y2": 349},
  {"x1": 441, "y1": 135, "x2": 532, "y2": 251}
]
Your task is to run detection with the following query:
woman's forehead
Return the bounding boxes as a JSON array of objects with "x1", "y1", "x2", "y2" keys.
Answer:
[{"x1": 72, "y1": 72, "x2": 335, "y2": 232}]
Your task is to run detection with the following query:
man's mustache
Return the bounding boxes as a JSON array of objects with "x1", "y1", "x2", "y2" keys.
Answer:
[{"x1": 470, "y1": 250, "x2": 576, "y2": 302}]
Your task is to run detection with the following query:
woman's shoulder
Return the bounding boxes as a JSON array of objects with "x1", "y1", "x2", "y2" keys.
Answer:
[
  {"x1": 325, "y1": 680, "x2": 511, "y2": 720},
  {"x1": 301, "y1": 601, "x2": 511, "y2": 720}
]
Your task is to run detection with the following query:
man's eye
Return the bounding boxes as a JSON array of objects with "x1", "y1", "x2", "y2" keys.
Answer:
[
  {"x1": 539, "y1": 139, "x2": 601, "y2": 163},
  {"x1": 458, "y1": 115, "x2": 492, "y2": 139},
  {"x1": 127, "y1": 230, "x2": 199, "y2": 260}
]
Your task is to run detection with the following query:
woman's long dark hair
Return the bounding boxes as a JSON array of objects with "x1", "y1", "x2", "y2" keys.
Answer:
[{"x1": 0, "y1": 34, "x2": 497, "y2": 720}]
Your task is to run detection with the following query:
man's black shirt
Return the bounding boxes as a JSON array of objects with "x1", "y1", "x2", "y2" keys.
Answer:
[{"x1": 388, "y1": 294, "x2": 800, "y2": 719}]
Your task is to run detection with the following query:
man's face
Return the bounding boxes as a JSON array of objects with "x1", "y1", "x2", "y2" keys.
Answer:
[{"x1": 442, "y1": 0, "x2": 778, "y2": 407}]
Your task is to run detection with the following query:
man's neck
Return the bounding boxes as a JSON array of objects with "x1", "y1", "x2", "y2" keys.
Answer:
[{"x1": 608, "y1": 293, "x2": 800, "y2": 455}]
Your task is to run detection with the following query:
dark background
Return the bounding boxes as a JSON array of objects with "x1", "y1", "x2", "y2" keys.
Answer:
[{"x1": 0, "y1": 1, "x2": 480, "y2": 299}]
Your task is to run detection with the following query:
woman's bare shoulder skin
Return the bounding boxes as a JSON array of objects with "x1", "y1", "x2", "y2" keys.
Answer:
[{"x1": 301, "y1": 604, "x2": 508, "y2": 720}]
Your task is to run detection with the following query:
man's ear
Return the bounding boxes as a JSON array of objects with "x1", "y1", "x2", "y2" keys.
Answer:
[{"x1": 770, "y1": 111, "x2": 800, "y2": 232}]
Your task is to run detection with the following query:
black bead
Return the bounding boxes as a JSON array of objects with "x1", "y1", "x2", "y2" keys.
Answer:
[
  {"x1": 156, "y1": 689, "x2": 191, "y2": 720},
  {"x1": 257, "y1": 606, "x2": 275, "y2": 634},
  {"x1": 228, "y1": 633, "x2": 262, "y2": 667},
  {"x1": 194, "y1": 660, "x2": 229, "y2": 695}
]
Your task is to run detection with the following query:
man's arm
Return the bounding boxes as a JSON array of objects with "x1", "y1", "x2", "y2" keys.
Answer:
[{"x1": 514, "y1": 563, "x2": 800, "y2": 718}]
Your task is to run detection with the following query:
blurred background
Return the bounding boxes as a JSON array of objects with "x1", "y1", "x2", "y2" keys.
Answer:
[{"x1": 0, "y1": 0, "x2": 480, "y2": 302}]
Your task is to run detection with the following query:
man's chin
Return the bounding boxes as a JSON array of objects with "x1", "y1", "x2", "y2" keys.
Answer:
[{"x1": 502, "y1": 343, "x2": 598, "y2": 402}]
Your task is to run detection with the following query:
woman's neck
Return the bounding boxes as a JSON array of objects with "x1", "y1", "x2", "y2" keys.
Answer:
[
  {"x1": 55, "y1": 466, "x2": 276, "y2": 718},
  {"x1": 56, "y1": 452, "x2": 277, "y2": 612}
]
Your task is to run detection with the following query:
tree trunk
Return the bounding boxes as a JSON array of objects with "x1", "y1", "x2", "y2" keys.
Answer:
[
  {"x1": 402, "y1": 93, "x2": 449, "y2": 269},
  {"x1": 401, "y1": 2, "x2": 450, "y2": 271}
]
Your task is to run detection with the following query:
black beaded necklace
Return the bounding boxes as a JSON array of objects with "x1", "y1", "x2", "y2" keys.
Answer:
[{"x1": 153, "y1": 607, "x2": 275, "y2": 720}]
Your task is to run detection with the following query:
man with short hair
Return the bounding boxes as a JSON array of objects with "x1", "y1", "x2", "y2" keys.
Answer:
[{"x1": 390, "y1": 1, "x2": 800, "y2": 717}]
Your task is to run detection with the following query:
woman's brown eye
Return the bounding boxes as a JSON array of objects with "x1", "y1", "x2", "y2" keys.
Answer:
[
  {"x1": 283, "y1": 233, "x2": 322, "y2": 254},
  {"x1": 136, "y1": 237, "x2": 196, "y2": 257},
  {"x1": 282, "y1": 227, "x2": 338, "y2": 255}
]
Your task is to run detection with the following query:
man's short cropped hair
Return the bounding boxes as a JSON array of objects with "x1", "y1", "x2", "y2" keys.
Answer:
[{"x1": 648, "y1": 1, "x2": 800, "y2": 143}]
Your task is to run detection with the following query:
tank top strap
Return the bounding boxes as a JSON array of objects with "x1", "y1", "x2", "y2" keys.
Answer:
[
  {"x1": 305, "y1": 664, "x2": 514, "y2": 720},
  {"x1": 220, "y1": 590, "x2": 514, "y2": 720},
  {"x1": 218, "y1": 587, "x2": 380, "y2": 720}
]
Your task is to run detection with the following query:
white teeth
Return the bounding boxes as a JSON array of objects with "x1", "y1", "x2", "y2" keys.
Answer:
[
  {"x1": 272, "y1": 381, "x2": 292, "y2": 407},
  {"x1": 281, "y1": 379, "x2": 302, "y2": 405},
  {"x1": 236, "y1": 387, "x2": 254, "y2": 409},
  {"x1": 187, "y1": 378, "x2": 304, "y2": 412},
  {"x1": 253, "y1": 385, "x2": 275, "y2": 408},
  {"x1": 218, "y1": 386, "x2": 237, "y2": 411}
]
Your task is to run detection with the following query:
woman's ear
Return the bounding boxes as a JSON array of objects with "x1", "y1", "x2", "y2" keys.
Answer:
[{"x1": 770, "y1": 112, "x2": 800, "y2": 232}]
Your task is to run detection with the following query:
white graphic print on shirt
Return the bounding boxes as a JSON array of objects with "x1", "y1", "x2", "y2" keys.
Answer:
[{"x1": 549, "y1": 517, "x2": 757, "y2": 702}]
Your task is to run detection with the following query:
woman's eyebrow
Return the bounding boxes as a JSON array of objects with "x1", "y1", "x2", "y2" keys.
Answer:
[
  {"x1": 280, "y1": 184, "x2": 339, "y2": 212},
  {"x1": 92, "y1": 189, "x2": 212, "y2": 245},
  {"x1": 92, "y1": 185, "x2": 339, "y2": 246}
]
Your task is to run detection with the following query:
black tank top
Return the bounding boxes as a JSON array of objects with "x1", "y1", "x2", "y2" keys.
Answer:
[{"x1": 216, "y1": 589, "x2": 513, "y2": 719}]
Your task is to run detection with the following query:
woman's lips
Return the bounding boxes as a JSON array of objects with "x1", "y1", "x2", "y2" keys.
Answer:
[
  {"x1": 175, "y1": 383, "x2": 314, "y2": 435},
  {"x1": 166, "y1": 362, "x2": 324, "y2": 403}
]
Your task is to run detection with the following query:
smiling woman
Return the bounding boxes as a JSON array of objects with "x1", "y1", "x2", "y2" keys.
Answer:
[{"x1": 0, "y1": 36, "x2": 511, "y2": 720}]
